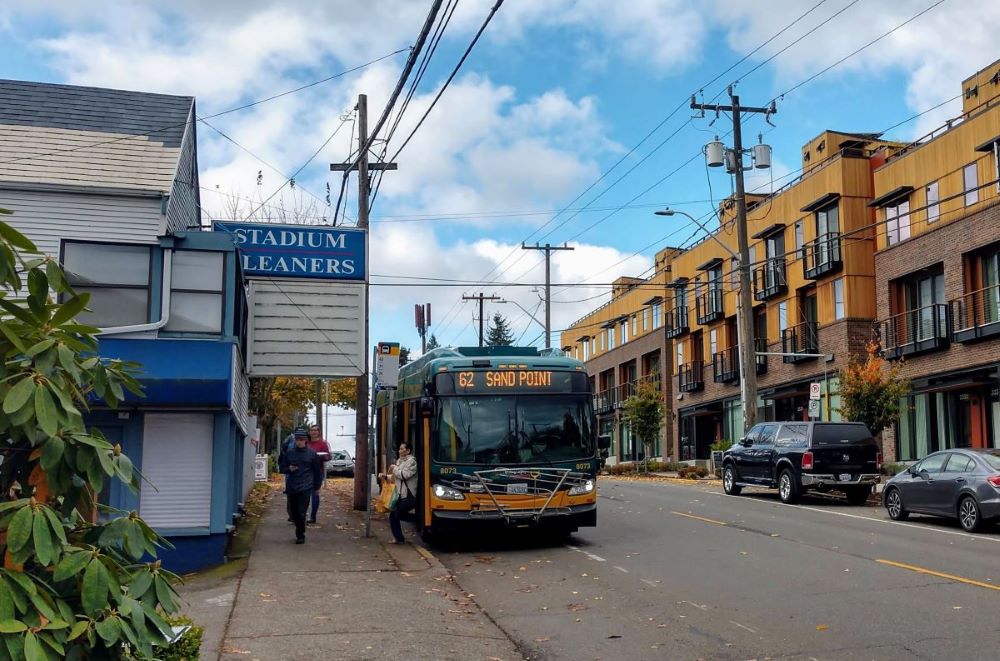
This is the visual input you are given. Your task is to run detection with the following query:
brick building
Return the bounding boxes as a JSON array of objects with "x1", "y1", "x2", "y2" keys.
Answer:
[{"x1": 872, "y1": 59, "x2": 1000, "y2": 462}]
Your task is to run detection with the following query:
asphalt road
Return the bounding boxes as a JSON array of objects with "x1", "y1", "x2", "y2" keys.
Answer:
[{"x1": 430, "y1": 478, "x2": 1000, "y2": 661}]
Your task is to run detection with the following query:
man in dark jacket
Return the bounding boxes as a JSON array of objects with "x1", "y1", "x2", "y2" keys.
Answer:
[{"x1": 279, "y1": 432, "x2": 324, "y2": 544}]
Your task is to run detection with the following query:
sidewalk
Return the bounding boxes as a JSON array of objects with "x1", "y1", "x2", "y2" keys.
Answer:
[{"x1": 180, "y1": 479, "x2": 524, "y2": 661}]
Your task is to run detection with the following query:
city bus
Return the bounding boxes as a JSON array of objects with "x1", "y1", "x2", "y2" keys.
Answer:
[{"x1": 374, "y1": 346, "x2": 605, "y2": 539}]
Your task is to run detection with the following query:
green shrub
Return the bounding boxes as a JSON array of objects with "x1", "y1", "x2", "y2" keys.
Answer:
[
  {"x1": 606, "y1": 462, "x2": 636, "y2": 475},
  {"x1": 677, "y1": 466, "x2": 709, "y2": 479},
  {"x1": 710, "y1": 440, "x2": 733, "y2": 453},
  {"x1": 881, "y1": 462, "x2": 908, "y2": 476},
  {"x1": 161, "y1": 615, "x2": 204, "y2": 661}
]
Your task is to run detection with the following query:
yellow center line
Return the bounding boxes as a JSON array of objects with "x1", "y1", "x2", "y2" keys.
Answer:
[
  {"x1": 671, "y1": 511, "x2": 728, "y2": 526},
  {"x1": 876, "y1": 559, "x2": 1000, "y2": 592}
]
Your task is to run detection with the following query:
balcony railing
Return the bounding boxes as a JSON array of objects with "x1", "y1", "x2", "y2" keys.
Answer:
[
  {"x1": 950, "y1": 284, "x2": 1000, "y2": 343},
  {"x1": 803, "y1": 232, "x2": 842, "y2": 279},
  {"x1": 593, "y1": 373, "x2": 662, "y2": 413},
  {"x1": 665, "y1": 305, "x2": 689, "y2": 338},
  {"x1": 678, "y1": 361, "x2": 704, "y2": 392},
  {"x1": 712, "y1": 347, "x2": 739, "y2": 383},
  {"x1": 753, "y1": 258, "x2": 788, "y2": 301},
  {"x1": 882, "y1": 304, "x2": 950, "y2": 359},
  {"x1": 712, "y1": 339, "x2": 768, "y2": 383},
  {"x1": 781, "y1": 321, "x2": 819, "y2": 363},
  {"x1": 696, "y1": 289, "x2": 724, "y2": 325}
]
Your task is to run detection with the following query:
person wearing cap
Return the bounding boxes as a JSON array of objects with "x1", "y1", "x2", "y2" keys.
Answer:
[
  {"x1": 279, "y1": 430, "x2": 324, "y2": 544},
  {"x1": 282, "y1": 427, "x2": 310, "y2": 522},
  {"x1": 306, "y1": 424, "x2": 332, "y2": 524}
]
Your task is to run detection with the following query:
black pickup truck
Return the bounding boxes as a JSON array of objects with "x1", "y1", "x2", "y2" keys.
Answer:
[{"x1": 721, "y1": 421, "x2": 881, "y2": 505}]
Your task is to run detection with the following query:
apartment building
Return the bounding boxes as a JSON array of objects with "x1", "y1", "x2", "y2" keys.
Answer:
[
  {"x1": 560, "y1": 248, "x2": 679, "y2": 463},
  {"x1": 873, "y1": 59, "x2": 1000, "y2": 462}
]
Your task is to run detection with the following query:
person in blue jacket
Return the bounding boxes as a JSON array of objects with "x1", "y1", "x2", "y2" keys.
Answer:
[{"x1": 279, "y1": 431, "x2": 324, "y2": 544}]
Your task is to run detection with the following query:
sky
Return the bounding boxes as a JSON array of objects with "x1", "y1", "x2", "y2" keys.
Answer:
[{"x1": 2, "y1": 0, "x2": 999, "y2": 411}]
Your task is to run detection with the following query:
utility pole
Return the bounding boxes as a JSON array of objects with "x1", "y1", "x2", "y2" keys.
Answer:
[
  {"x1": 521, "y1": 243, "x2": 574, "y2": 349},
  {"x1": 462, "y1": 292, "x2": 501, "y2": 346},
  {"x1": 691, "y1": 87, "x2": 776, "y2": 433},
  {"x1": 330, "y1": 94, "x2": 397, "y2": 511}
]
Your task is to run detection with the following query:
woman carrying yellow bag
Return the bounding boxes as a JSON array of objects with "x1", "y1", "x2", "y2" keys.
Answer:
[
  {"x1": 379, "y1": 443, "x2": 417, "y2": 543},
  {"x1": 374, "y1": 476, "x2": 397, "y2": 514}
]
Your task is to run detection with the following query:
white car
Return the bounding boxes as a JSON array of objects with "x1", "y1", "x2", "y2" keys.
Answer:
[{"x1": 325, "y1": 450, "x2": 354, "y2": 477}]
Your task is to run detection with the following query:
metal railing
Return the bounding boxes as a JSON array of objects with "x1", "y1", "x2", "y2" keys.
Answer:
[
  {"x1": 695, "y1": 288, "x2": 724, "y2": 325},
  {"x1": 753, "y1": 258, "x2": 787, "y2": 301},
  {"x1": 678, "y1": 361, "x2": 704, "y2": 392},
  {"x1": 665, "y1": 305, "x2": 689, "y2": 338},
  {"x1": 950, "y1": 284, "x2": 1000, "y2": 342},
  {"x1": 882, "y1": 304, "x2": 950, "y2": 358},
  {"x1": 781, "y1": 321, "x2": 819, "y2": 363},
  {"x1": 593, "y1": 373, "x2": 662, "y2": 412},
  {"x1": 803, "y1": 232, "x2": 842, "y2": 279},
  {"x1": 712, "y1": 347, "x2": 739, "y2": 383}
]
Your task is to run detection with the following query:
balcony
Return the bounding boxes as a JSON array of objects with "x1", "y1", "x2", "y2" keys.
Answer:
[
  {"x1": 712, "y1": 347, "x2": 739, "y2": 383},
  {"x1": 950, "y1": 285, "x2": 1000, "y2": 343},
  {"x1": 781, "y1": 321, "x2": 819, "y2": 363},
  {"x1": 712, "y1": 340, "x2": 768, "y2": 383},
  {"x1": 803, "y1": 232, "x2": 842, "y2": 279},
  {"x1": 593, "y1": 373, "x2": 663, "y2": 413},
  {"x1": 593, "y1": 387, "x2": 619, "y2": 414},
  {"x1": 678, "y1": 361, "x2": 704, "y2": 392},
  {"x1": 882, "y1": 304, "x2": 950, "y2": 359},
  {"x1": 665, "y1": 305, "x2": 689, "y2": 338},
  {"x1": 753, "y1": 258, "x2": 788, "y2": 301},
  {"x1": 696, "y1": 289, "x2": 724, "y2": 325}
]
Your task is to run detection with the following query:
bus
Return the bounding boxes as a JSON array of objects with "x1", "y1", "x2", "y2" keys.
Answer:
[{"x1": 374, "y1": 346, "x2": 605, "y2": 539}]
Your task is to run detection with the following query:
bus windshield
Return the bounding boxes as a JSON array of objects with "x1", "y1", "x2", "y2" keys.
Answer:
[{"x1": 434, "y1": 394, "x2": 594, "y2": 465}]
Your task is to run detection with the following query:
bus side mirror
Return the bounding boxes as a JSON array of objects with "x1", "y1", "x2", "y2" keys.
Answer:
[
  {"x1": 598, "y1": 435, "x2": 612, "y2": 450},
  {"x1": 419, "y1": 397, "x2": 434, "y2": 417}
]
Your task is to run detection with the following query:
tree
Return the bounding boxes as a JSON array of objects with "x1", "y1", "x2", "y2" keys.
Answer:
[
  {"x1": 399, "y1": 347, "x2": 411, "y2": 367},
  {"x1": 425, "y1": 334, "x2": 440, "y2": 351},
  {"x1": 485, "y1": 313, "x2": 514, "y2": 347},
  {"x1": 0, "y1": 212, "x2": 183, "y2": 659},
  {"x1": 622, "y1": 381, "x2": 664, "y2": 472},
  {"x1": 249, "y1": 377, "x2": 355, "y2": 452},
  {"x1": 839, "y1": 341, "x2": 911, "y2": 437}
]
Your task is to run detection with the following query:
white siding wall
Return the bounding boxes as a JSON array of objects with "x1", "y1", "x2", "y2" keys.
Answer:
[
  {"x1": 232, "y1": 344, "x2": 250, "y2": 435},
  {"x1": 139, "y1": 413, "x2": 213, "y2": 529},
  {"x1": 0, "y1": 188, "x2": 164, "y2": 258}
]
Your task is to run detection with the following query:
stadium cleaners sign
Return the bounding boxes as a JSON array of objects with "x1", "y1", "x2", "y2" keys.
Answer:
[{"x1": 213, "y1": 222, "x2": 365, "y2": 281}]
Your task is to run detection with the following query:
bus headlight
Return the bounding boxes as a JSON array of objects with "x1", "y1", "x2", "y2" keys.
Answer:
[
  {"x1": 433, "y1": 484, "x2": 466, "y2": 501},
  {"x1": 568, "y1": 479, "x2": 594, "y2": 496}
]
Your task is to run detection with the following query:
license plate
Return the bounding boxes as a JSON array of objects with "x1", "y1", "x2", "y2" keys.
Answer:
[
  {"x1": 838, "y1": 473, "x2": 852, "y2": 482},
  {"x1": 507, "y1": 483, "x2": 528, "y2": 494}
]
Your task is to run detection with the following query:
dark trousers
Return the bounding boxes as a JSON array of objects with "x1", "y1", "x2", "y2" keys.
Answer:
[
  {"x1": 389, "y1": 494, "x2": 415, "y2": 542},
  {"x1": 287, "y1": 490, "x2": 312, "y2": 540},
  {"x1": 310, "y1": 490, "x2": 320, "y2": 522}
]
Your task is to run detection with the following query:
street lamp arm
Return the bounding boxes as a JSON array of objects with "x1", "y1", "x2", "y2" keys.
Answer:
[
  {"x1": 655, "y1": 208, "x2": 739, "y2": 261},
  {"x1": 499, "y1": 299, "x2": 545, "y2": 331}
]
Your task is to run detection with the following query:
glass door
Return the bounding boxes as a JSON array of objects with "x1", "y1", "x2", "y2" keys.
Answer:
[
  {"x1": 815, "y1": 204, "x2": 839, "y2": 267},
  {"x1": 982, "y1": 251, "x2": 1000, "y2": 325}
]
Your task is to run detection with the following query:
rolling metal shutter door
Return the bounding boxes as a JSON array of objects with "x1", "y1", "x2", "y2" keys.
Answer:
[{"x1": 139, "y1": 413, "x2": 213, "y2": 528}]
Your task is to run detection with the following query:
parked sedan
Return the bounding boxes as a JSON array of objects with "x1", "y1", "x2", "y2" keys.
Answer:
[
  {"x1": 883, "y1": 449, "x2": 1000, "y2": 532},
  {"x1": 325, "y1": 450, "x2": 354, "y2": 477}
]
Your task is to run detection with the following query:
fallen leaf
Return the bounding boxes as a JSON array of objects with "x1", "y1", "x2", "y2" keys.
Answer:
[
  {"x1": 816, "y1": 624, "x2": 829, "y2": 631},
  {"x1": 567, "y1": 603, "x2": 588, "y2": 612},
  {"x1": 535, "y1": 637, "x2": 550, "y2": 643}
]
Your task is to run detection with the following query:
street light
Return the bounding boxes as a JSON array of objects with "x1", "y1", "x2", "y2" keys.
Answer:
[{"x1": 654, "y1": 208, "x2": 736, "y2": 259}]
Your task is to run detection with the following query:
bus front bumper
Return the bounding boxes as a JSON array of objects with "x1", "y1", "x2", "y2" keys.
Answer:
[{"x1": 430, "y1": 503, "x2": 597, "y2": 531}]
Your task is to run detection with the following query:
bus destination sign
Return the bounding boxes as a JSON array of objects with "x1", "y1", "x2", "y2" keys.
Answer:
[{"x1": 436, "y1": 370, "x2": 588, "y2": 395}]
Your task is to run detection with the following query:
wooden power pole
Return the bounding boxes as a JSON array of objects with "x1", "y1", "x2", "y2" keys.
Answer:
[
  {"x1": 463, "y1": 292, "x2": 501, "y2": 347},
  {"x1": 521, "y1": 243, "x2": 573, "y2": 349}
]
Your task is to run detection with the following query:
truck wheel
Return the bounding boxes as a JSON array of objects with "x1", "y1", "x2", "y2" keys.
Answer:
[
  {"x1": 723, "y1": 464, "x2": 742, "y2": 495},
  {"x1": 778, "y1": 469, "x2": 800, "y2": 504}
]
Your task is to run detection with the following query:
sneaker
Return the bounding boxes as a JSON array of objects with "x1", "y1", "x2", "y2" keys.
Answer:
[{"x1": 295, "y1": 537, "x2": 305, "y2": 544}]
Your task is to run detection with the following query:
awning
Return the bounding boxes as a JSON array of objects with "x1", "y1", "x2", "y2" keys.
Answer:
[
  {"x1": 575, "y1": 335, "x2": 591, "y2": 342},
  {"x1": 752, "y1": 223, "x2": 786, "y2": 239},
  {"x1": 643, "y1": 295, "x2": 663, "y2": 305},
  {"x1": 696, "y1": 257, "x2": 724, "y2": 271},
  {"x1": 800, "y1": 192, "x2": 840, "y2": 213},
  {"x1": 868, "y1": 185, "x2": 914, "y2": 208}
]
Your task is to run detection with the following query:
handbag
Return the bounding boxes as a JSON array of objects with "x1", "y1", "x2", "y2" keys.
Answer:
[{"x1": 374, "y1": 477, "x2": 398, "y2": 513}]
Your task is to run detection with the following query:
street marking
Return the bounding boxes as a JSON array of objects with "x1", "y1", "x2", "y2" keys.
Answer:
[
  {"x1": 729, "y1": 620, "x2": 757, "y2": 633},
  {"x1": 671, "y1": 511, "x2": 727, "y2": 526},
  {"x1": 698, "y1": 489, "x2": 1000, "y2": 544},
  {"x1": 614, "y1": 565, "x2": 629, "y2": 574},
  {"x1": 679, "y1": 600, "x2": 708, "y2": 611},
  {"x1": 640, "y1": 579, "x2": 658, "y2": 588},
  {"x1": 565, "y1": 545, "x2": 606, "y2": 562},
  {"x1": 876, "y1": 559, "x2": 1000, "y2": 592}
]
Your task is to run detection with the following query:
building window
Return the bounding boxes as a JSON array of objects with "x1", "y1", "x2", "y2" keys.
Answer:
[
  {"x1": 642, "y1": 308, "x2": 649, "y2": 331},
  {"x1": 709, "y1": 329, "x2": 718, "y2": 357},
  {"x1": 833, "y1": 278, "x2": 845, "y2": 320},
  {"x1": 778, "y1": 300, "x2": 788, "y2": 334},
  {"x1": 600, "y1": 333, "x2": 605, "y2": 351},
  {"x1": 964, "y1": 162, "x2": 979, "y2": 206},
  {"x1": 165, "y1": 251, "x2": 225, "y2": 333},
  {"x1": 794, "y1": 221, "x2": 804, "y2": 259},
  {"x1": 607, "y1": 326, "x2": 614, "y2": 350},
  {"x1": 62, "y1": 242, "x2": 151, "y2": 327},
  {"x1": 591, "y1": 337, "x2": 596, "y2": 355},
  {"x1": 631, "y1": 314, "x2": 638, "y2": 336},
  {"x1": 676, "y1": 342, "x2": 684, "y2": 368},
  {"x1": 926, "y1": 181, "x2": 940, "y2": 223},
  {"x1": 620, "y1": 321, "x2": 627, "y2": 345},
  {"x1": 652, "y1": 301, "x2": 662, "y2": 329},
  {"x1": 730, "y1": 257, "x2": 739, "y2": 289},
  {"x1": 582, "y1": 341, "x2": 589, "y2": 361},
  {"x1": 886, "y1": 200, "x2": 911, "y2": 246}
]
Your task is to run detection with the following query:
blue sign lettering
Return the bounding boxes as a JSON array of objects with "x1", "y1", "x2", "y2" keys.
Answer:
[{"x1": 213, "y1": 222, "x2": 365, "y2": 281}]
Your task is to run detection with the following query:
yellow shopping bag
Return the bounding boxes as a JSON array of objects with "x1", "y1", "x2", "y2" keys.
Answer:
[{"x1": 374, "y1": 477, "x2": 397, "y2": 514}]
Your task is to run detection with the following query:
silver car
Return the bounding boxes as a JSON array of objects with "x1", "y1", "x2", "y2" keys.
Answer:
[
  {"x1": 325, "y1": 450, "x2": 354, "y2": 477},
  {"x1": 883, "y1": 448, "x2": 1000, "y2": 532}
]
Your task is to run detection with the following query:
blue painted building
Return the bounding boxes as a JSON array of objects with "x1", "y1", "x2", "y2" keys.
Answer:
[{"x1": 0, "y1": 80, "x2": 254, "y2": 573}]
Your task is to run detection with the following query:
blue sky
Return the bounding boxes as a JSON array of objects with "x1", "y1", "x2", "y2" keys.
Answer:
[{"x1": 2, "y1": 0, "x2": 997, "y2": 359}]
